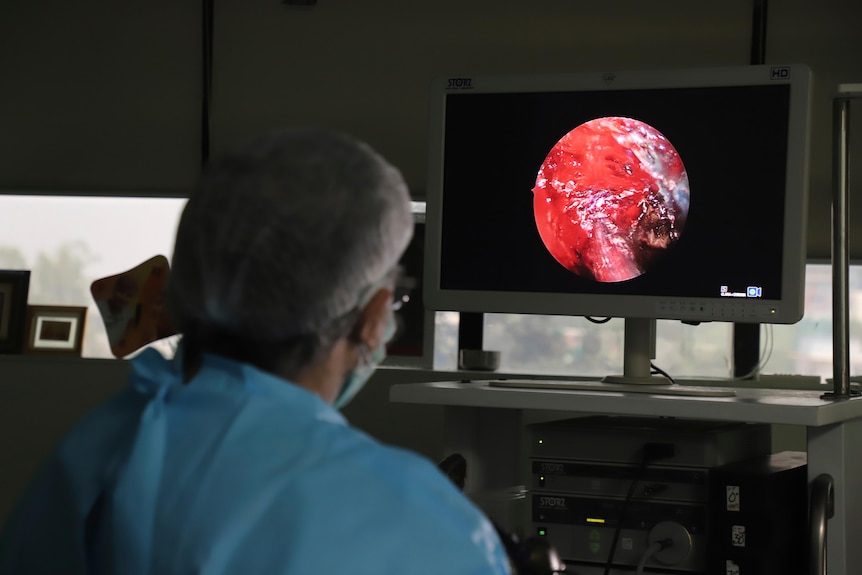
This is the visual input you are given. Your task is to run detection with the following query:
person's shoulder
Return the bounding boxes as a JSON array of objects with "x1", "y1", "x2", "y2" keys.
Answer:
[
  {"x1": 298, "y1": 422, "x2": 457, "y2": 503},
  {"x1": 316, "y1": 424, "x2": 446, "y2": 489}
]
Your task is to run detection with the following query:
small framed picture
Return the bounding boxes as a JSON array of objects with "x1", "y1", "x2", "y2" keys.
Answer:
[
  {"x1": 25, "y1": 305, "x2": 88, "y2": 356},
  {"x1": 0, "y1": 270, "x2": 31, "y2": 354}
]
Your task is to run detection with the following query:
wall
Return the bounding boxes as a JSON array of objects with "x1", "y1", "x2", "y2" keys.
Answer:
[
  {"x1": 0, "y1": 357, "x2": 130, "y2": 525},
  {"x1": 207, "y1": 0, "x2": 753, "y2": 191},
  {"x1": 0, "y1": 1, "x2": 201, "y2": 193}
]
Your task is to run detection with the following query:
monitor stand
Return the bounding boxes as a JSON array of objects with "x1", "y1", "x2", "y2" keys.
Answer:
[
  {"x1": 599, "y1": 317, "x2": 737, "y2": 397},
  {"x1": 601, "y1": 317, "x2": 668, "y2": 385}
]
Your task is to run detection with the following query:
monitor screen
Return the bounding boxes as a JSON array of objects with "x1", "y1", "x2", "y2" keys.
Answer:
[{"x1": 424, "y1": 64, "x2": 812, "y2": 328}]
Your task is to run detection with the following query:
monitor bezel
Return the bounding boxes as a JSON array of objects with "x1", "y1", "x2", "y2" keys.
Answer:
[{"x1": 423, "y1": 64, "x2": 813, "y2": 325}]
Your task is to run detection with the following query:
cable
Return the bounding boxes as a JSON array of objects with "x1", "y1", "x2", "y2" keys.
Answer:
[
  {"x1": 602, "y1": 464, "x2": 642, "y2": 575},
  {"x1": 635, "y1": 538, "x2": 673, "y2": 575},
  {"x1": 601, "y1": 443, "x2": 674, "y2": 575},
  {"x1": 650, "y1": 362, "x2": 676, "y2": 385},
  {"x1": 200, "y1": 0, "x2": 213, "y2": 167},
  {"x1": 635, "y1": 540, "x2": 663, "y2": 575},
  {"x1": 585, "y1": 316, "x2": 613, "y2": 324}
]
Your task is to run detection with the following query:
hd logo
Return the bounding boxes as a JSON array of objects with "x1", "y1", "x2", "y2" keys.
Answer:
[{"x1": 770, "y1": 67, "x2": 791, "y2": 80}]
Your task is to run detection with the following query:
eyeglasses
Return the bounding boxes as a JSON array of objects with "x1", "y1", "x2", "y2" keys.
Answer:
[{"x1": 391, "y1": 267, "x2": 416, "y2": 312}]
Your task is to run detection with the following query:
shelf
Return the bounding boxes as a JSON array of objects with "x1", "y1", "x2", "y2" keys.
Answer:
[{"x1": 390, "y1": 380, "x2": 862, "y2": 427}]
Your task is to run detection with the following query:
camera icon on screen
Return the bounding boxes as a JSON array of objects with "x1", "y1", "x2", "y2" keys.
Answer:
[{"x1": 747, "y1": 286, "x2": 763, "y2": 298}]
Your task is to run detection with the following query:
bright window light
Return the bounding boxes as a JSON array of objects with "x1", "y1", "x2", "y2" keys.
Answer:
[
  {"x1": 436, "y1": 263, "x2": 862, "y2": 383},
  {"x1": 0, "y1": 194, "x2": 186, "y2": 358}
]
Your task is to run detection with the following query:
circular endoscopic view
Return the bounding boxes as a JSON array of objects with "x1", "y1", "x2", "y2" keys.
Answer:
[{"x1": 533, "y1": 117, "x2": 690, "y2": 283}]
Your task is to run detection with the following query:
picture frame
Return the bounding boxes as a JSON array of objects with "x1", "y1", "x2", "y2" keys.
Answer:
[
  {"x1": 24, "y1": 305, "x2": 88, "y2": 356},
  {"x1": 0, "y1": 270, "x2": 31, "y2": 354}
]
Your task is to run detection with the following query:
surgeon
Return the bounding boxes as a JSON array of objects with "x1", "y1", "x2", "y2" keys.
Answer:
[{"x1": 0, "y1": 129, "x2": 511, "y2": 575}]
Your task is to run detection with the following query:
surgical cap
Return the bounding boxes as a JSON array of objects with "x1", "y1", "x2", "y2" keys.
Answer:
[{"x1": 165, "y1": 128, "x2": 414, "y2": 341}]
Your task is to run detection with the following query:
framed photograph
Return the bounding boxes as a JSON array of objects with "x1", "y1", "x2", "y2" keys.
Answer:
[
  {"x1": 0, "y1": 270, "x2": 31, "y2": 354},
  {"x1": 25, "y1": 305, "x2": 88, "y2": 356}
]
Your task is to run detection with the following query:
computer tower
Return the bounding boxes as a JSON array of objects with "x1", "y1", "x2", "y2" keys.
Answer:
[
  {"x1": 706, "y1": 451, "x2": 807, "y2": 575},
  {"x1": 527, "y1": 416, "x2": 774, "y2": 573}
]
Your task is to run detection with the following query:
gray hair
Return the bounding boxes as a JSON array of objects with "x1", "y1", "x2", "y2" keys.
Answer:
[{"x1": 165, "y1": 128, "x2": 414, "y2": 346}]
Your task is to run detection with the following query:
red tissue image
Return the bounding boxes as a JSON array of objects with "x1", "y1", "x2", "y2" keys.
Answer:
[{"x1": 533, "y1": 117, "x2": 690, "y2": 282}]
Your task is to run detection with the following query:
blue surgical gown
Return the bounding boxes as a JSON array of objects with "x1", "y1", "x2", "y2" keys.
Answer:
[{"x1": 0, "y1": 349, "x2": 511, "y2": 575}]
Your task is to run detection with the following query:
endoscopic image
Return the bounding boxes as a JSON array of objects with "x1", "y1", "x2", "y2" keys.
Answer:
[{"x1": 533, "y1": 117, "x2": 690, "y2": 282}]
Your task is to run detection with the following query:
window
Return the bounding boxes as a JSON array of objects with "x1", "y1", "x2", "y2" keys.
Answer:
[
  {"x1": 435, "y1": 263, "x2": 862, "y2": 383},
  {"x1": 0, "y1": 194, "x2": 186, "y2": 359}
]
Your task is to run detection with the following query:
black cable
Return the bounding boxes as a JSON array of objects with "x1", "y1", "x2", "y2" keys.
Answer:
[
  {"x1": 750, "y1": 0, "x2": 768, "y2": 65},
  {"x1": 201, "y1": 0, "x2": 214, "y2": 167},
  {"x1": 585, "y1": 316, "x2": 612, "y2": 324},
  {"x1": 602, "y1": 460, "x2": 646, "y2": 575},
  {"x1": 650, "y1": 362, "x2": 676, "y2": 385},
  {"x1": 602, "y1": 444, "x2": 674, "y2": 575}
]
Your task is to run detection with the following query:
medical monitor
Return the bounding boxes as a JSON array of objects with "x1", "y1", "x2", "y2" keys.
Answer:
[{"x1": 424, "y1": 64, "x2": 812, "y2": 383}]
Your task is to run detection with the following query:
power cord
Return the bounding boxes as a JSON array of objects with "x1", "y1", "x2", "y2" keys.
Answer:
[
  {"x1": 649, "y1": 362, "x2": 676, "y2": 385},
  {"x1": 601, "y1": 443, "x2": 675, "y2": 575},
  {"x1": 635, "y1": 538, "x2": 673, "y2": 575}
]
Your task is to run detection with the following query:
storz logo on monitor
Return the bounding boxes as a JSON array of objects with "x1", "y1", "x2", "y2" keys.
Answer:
[
  {"x1": 770, "y1": 67, "x2": 791, "y2": 80},
  {"x1": 447, "y1": 78, "x2": 473, "y2": 90}
]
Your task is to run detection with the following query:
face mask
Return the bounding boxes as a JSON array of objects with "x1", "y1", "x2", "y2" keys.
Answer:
[{"x1": 333, "y1": 311, "x2": 397, "y2": 410}]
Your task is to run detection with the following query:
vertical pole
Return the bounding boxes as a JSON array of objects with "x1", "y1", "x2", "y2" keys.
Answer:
[
  {"x1": 831, "y1": 97, "x2": 851, "y2": 397},
  {"x1": 201, "y1": 0, "x2": 213, "y2": 167},
  {"x1": 749, "y1": 0, "x2": 768, "y2": 65}
]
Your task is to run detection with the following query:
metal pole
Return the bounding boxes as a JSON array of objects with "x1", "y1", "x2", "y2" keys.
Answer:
[
  {"x1": 831, "y1": 97, "x2": 851, "y2": 398},
  {"x1": 828, "y1": 85, "x2": 862, "y2": 399}
]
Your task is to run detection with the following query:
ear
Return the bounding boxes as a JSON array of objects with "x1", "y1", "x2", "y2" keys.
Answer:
[{"x1": 352, "y1": 287, "x2": 393, "y2": 350}]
